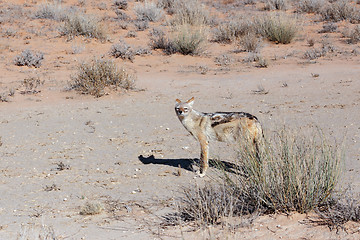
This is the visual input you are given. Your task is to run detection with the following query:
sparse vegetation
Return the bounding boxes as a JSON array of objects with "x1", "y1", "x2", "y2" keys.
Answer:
[
  {"x1": 256, "y1": 13, "x2": 299, "y2": 44},
  {"x1": 238, "y1": 33, "x2": 262, "y2": 52},
  {"x1": 14, "y1": 49, "x2": 44, "y2": 68},
  {"x1": 70, "y1": 58, "x2": 136, "y2": 97},
  {"x1": 80, "y1": 202, "x2": 103, "y2": 215},
  {"x1": 320, "y1": 0, "x2": 356, "y2": 22},
  {"x1": 60, "y1": 13, "x2": 107, "y2": 40},
  {"x1": 346, "y1": 25, "x2": 360, "y2": 44},
  {"x1": 21, "y1": 77, "x2": 44, "y2": 94},
  {"x1": 296, "y1": 0, "x2": 325, "y2": 13},
  {"x1": 264, "y1": 0, "x2": 288, "y2": 11},
  {"x1": 113, "y1": 0, "x2": 128, "y2": 10},
  {"x1": 109, "y1": 40, "x2": 135, "y2": 61},
  {"x1": 172, "y1": 128, "x2": 344, "y2": 226},
  {"x1": 34, "y1": 2, "x2": 69, "y2": 21},
  {"x1": 170, "y1": 24, "x2": 208, "y2": 55},
  {"x1": 134, "y1": 1, "x2": 164, "y2": 22},
  {"x1": 319, "y1": 22, "x2": 338, "y2": 33},
  {"x1": 212, "y1": 18, "x2": 255, "y2": 43},
  {"x1": 171, "y1": 0, "x2": 212, "y2": 26}
]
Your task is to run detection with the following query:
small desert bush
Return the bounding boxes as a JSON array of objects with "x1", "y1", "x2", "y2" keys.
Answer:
[
  {"x1": 21, "y1": 77, "x2": 44, "y2": 94},
  {"x1": 173, "y1": 128, "x2": 344, "y2": 226},
  {"x1": 304, "y1": 40, "x2": 336, "y2": 59},
  {"x1": 238, "y1": 33, "x2": 262, "y2": 52},
  {"x1": 80, "y1": 202, "x2": 103, "y2": 215},
  {"x1": 170, "y1": 24, "x2": 208, "y2": 55},
  {"x1": 312, "y1": 189, "x2": 360, "y2": 230},
  {"x1": 34, "y1": 2, "x2": 69, "y2": 21},
  {"x1": 212, "y1": 17, "x2": 255, "y2": 43},
  {"x1": 171, "y1": 0, "x2": 212, "y2": 26},
  {"x1": 255, "y1": 13, "x2": 299, "y2": 44},
  {"x1": 60, "y1": 13, "x2": 107, "y2": 40},
  {"x1": 157, "y1": 0, "x2": 178, "y2": 14},
  {"x1": 14, "y1": 49, "x2": 44, "y2": 68},
  {"x1": 18, "y1": 223, "x2": 57, "y2": 240},
  {"x1": 109, "y1": 40, "x2": 135, "y2": 61},
  {"x1": 134, "y1": 20, "x2": 149, "y2": 31},
  {"x1": 134, "y1": 1, "x2": 164, "y2": 22},
  {"x1": 296, "y1": 0, "x2": 325, "y2": 13},
  {"x1": 115, "y1": 9, "x2": 131, "y2": 21},
  {"x1": 346, "y1": 25, "x2": 360, "y2": 44},
  {"x1": 149, "y1": 28, "x2": 172, "y2": 51},
  {"x1": 228, "y1": 128, "x2": 343, "y2": 213},
  {"x1": 214, "y1": 54, "x2": 234, "y2": 66},
  {"x1": 70, "y1": 58, "x2": 136, "y2": 97},
  {"x1": 264, "y1": 0, "x2": 288, "y2": 11},
  {"x1": 172, "y1": 184, "x2": 250, "y2": 226},
  {"x1": 319, "y1": 22, "x2": 338, "y2": 33},
  {"x1": 320, "y1": 0, "x2": 356, "y2": 22},
  {"x1": 113, "y1": 0, "x2": 128, "y2": 10}
]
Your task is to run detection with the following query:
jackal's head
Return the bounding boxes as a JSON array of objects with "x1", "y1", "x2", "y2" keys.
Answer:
[{"x1": 175, "y1": 97, "x2": 194, "y2": 120}]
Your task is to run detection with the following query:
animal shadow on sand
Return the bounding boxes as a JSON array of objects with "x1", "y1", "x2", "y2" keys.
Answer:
[{"x1": 138, "y1": 155, "x2": 240, "y2": 174}]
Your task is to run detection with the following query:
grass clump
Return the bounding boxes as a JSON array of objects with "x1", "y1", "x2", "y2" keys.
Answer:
[
  {"x1": 320, "y1": 0, "x2": 356, "y2": 22},
  {"x1": 264, "y1": 0, "x2": 288, "y2": 11},
  {"x1": 170, "y1": 24, "x2": 208, "y2": 55},
  {"x1": 134, "y1": 1, "x2": 164, "y2": 22},
  {"x1": 149, "y1": 25, "x2": 208, "y2": 55},
  {"x1": 256, "y1": 13, "x2": 299, "y2": 44},
  {"x1": 14, "y1": 49, "x2": 44, "y2": 68},
  {"x1": 346, "y1": 25, "x2": 360, "y2": 44},
  {"x1": 113, "y1": 0, "x2": 128, "y2": 10},
  {"x1": 34, "y1": 2, "x2": 69, "y2": 21},
  {"x1": 296, "y1": 0, "x2": 325, "y2": 13},
  {"x1": 80, "y1": 202, "x2": 103, "y2": 215},
  {"x1": 212, "y1": 17, "x2": 255, "y2": 43},
  {"x1": 171, "y1": 0, "x2": 212, "y2": 26},
  {"x1": 172, "y1": 128, "x2": 344, "y2": 226},
  {"x1": 109, "y1": 40, "x2": 135, "y2": 62},
  {"x1": 60, "y1": 13, "x2": 107, "y2": 41},
  {"x1": 70, "y1": 58, "x2": 136, "y2": 97}
]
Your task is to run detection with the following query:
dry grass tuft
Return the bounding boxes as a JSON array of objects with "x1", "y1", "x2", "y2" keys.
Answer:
[
  {"x1": 60, "y1": 13, "x2": 107, "y2": 41},
  {"x1": 171, "y1": 0, "x2": 212, "y2": 26},
  {"x1": 69, "y1": 58, "x2": 136, "y2": 97},
  {"x1": 255, "y1": 13, "x2": 299, "y2": 44},
  {"x1": 80, "y1": 202, "x2": 103, "y2": 215},
  {"x1": 171, "y1": 128, "x2": 344, "y2": 227},
  {"x1": 14, "y1": 49, "x2": 44, "y2": 68}
]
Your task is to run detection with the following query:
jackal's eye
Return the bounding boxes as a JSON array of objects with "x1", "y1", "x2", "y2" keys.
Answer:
[{"x1": 183, "y1": 107, "x2": 188, "y2": 112}]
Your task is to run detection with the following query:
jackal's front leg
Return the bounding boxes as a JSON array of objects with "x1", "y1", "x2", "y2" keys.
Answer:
[{"x1": 198, "y1": 136, "x2": 209, "y2": 177}]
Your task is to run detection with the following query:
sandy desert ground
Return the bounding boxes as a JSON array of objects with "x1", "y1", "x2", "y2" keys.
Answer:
[{"x1": 1, "y1": 0, "x2": 360, "y2": 239}]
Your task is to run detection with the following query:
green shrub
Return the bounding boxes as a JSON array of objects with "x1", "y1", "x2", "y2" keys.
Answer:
[{"x1": 70, "y1": 58, "x2": 136, "y2": 97}]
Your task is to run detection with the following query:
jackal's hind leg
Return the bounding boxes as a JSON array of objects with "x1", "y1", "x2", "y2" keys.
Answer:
[{"x1": 197, "y1": 136, "x2": 209, "y2": 177}]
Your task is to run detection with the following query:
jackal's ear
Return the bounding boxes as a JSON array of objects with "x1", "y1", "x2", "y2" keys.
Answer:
[
  {"x1": 186, "y1": 97, "x2": 195, "y2": 106},
  {"x1": 186, "y1": 97, "x2": 194, "y2": 103},
  {"x1": 175, "y1": 99, "x2": 181, "y2": 103}
]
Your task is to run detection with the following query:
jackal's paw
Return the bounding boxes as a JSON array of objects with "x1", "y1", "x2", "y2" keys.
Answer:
[{"x1": 195, "y1": 170, "x2": 206, "y2": 178}]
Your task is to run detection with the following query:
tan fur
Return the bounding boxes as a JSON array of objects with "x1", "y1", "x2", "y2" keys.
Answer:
[{"x1": 175, "y1": 97, "x2": 263, "y2": 177}]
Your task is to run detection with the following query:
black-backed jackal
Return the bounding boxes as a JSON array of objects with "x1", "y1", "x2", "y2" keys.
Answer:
[{"x1": 175, "y1": 97, "x2": 263, "y2": 177}]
